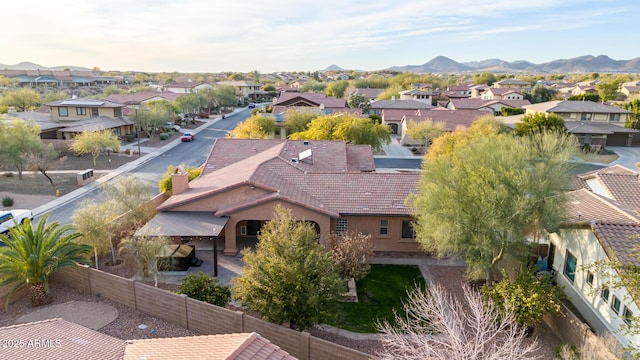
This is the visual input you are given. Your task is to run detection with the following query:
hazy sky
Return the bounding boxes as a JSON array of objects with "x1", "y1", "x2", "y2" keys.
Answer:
[{"x1": 3, "y1": 0, "x2": 638, "y2": 73}]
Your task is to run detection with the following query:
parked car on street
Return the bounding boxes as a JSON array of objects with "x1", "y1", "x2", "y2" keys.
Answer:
[
  {"x1": 0, "y1": 209, "x2": 33, "y2": 235},
  {"x1": 181, "y1": 132, "x2": 195, "y2": 142},
  {"x1": 248, "y1": 103, "x2": 256, "y2": 108}
]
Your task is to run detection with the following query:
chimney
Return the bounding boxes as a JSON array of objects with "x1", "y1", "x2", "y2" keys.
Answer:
[{"x1": 171, "y1": 166, "x2": 189, "y2": 194}]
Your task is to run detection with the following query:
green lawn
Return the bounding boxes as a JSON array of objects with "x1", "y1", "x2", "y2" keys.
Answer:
[{"x1": 326, "y1": 264, "x2": 426, "y2": 333}]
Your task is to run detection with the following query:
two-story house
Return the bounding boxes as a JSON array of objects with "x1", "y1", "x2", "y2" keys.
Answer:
[{"x1": 523, "y1": 100, "x2": 635, "y2": 147}]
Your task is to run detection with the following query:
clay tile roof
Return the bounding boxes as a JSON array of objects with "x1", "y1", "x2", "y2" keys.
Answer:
[
  {"x1": 381, "y1": 108, "x2": 418, "y2": 121},
  {"x1": 370, "y1": 99, "x2": 432, "y2": 110},
  {"x1": 564, "y1": 189, "x2": 640, "y2": 225},
  {"x1": 103, "y1": 92, "x2": 181, "y2": 105},
  {"x1": 124, "y1": 332, "x2": 296, "y2": 360},
  {"x1": 592, "y1": 223, "x2": 640, "y2": 267},
  {"x1": 0, "y1": 318, "x2": 126, "y2": 360},
  {"x1": 274, "y1": 92, "x2": 345, "y2": 108}
]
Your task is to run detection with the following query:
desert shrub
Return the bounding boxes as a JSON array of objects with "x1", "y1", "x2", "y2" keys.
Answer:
[
  {"x1": 177, "y1": 271, "x2": 231, "y2": 307},
  {"x1": 159, "y1": 133, "x2": 169, "y2": 140},
  {"x1": 2, "y1": 172, "x2": 13, "y2": 178},
  {"x1": 2, "y1": 197, "x2": 14, "y2": 207}
]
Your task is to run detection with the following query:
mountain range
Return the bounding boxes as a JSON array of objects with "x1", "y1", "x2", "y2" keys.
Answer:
[
  {"x1": 324, "y1": 55, "x2": 640, "y2": 74},
  {"x1": 0, "y1": 61, "x2": 91, "y2": 71},
  {"x1": 388, "y1": 55, "x2": 640, "y2": 74}
]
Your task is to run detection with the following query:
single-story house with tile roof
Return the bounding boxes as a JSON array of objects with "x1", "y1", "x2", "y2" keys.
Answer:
[
  {"x1": 164, "y1": 82, "x2": 213, "y2": 94},
  {"x1": 399, "y1": 108, "x2": 492, "y2": 146},
  {"x1": 103, "y1": 91, "x2": 182, "y2": 107},
  {"x1": 621, "y1": 86, "x2": 640, "y2": 97},
  {"x1": 0, "y1": 318, "x2": 296, "y2": 360},
  {"x1": 345, "y1": 88, "x2": 384, "y2": 102},
  {"x1": 399, "y1": 89, "x2": 433, "y2": 104},
  {"x1": 139, "y1": 139, "x2": 421, "y2": 256},
  {"x1": 369, "y1": 99, "x2": 433, "y2": 116},
  {"x1": 543, "y1": 165, "x2": 640, "y2": 350},
  {"x1": 446, "y1": 98, "x2": 531, "y2": 114}
]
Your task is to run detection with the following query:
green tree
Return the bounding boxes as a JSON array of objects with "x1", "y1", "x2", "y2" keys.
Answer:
[
  {"x1": 231, "y1": 205, "x2": 343, "y2": 330},
  {"x1": 299, "y1": 81, "x2": 326, "y2": 93},
  {"x1": 101, "y1": 85, "x2": 125, "y2": 97},
  {"x1": 283, "y1": 109, "x2": 318, "y2": 134},
  {"x1": 352, "y1": 75, "x2": 389, "y2": 89},
  {"x1": 0, "y1": 215, "x2": 92, "y2": 307},
  {"x1": 409, "y1": 131, "x2": 577, "y2": 284},
  {"x1": 0, "y1": 119, "x2": 43, "y2": 179},
  {"x1": 133, "y1": 102, "x2": 173, "y2": 139},
  {"x1": 325, "y1": 80, "x2": 349, "y2": 98},
  {"x1": 568, "y1": 93, "x2": 600, "y2": 102},
  {"x1": 175, "y1": 92, "x2": 206, "y2": 117},
  {"x1": 514, "y1": 112, "x2": 566, "y2": 137},
  {"x1": 177, "y1": 272, "x2": 231, "y2": 307},
  {"x1": 118, "y1": 235, "x2": 171, "y2": 287},
  {"x1": 42, "y1": 90, "x2": 69, "y2": 103},
  {"x1": 377, "y1": 85, "x2": 403, "y2": 100},
  {"x1": 624, "y1": 99, "x2": 640, "y2": 129},
  {"x1": 1, "y1": 88, "x2": 41, "y2": 111},
  {"x1": 228, "y1": 114, "x2": 276, "y2": 139},
  {"x1": 597, "y1": 78, "x2": 623, "y2": 101},
  {"x1": 346, "y1": 93, "x2": 371, "y2": 113},
  {"x1": 500, "y1": 107, "x2": 525, "y2": 116},
  {"x1": 405, "y1": 119, "x2": 446, "y2": 147},
  {"x1": 289, "y1": 114, "x2": 391, "y2": 152},
  {"x1": 158, "y1": 163, "x2": 202, "y2": 193},
  {"x1": 72, "y1": 201, "x2": 111, "y2": 269},
  {"x1": 527, "y1": 84, "x2": 558, "y2": 104},
  {"x1": 483, "y1": 268, "x2": 564, "y2": 328},
  {"x1": 70, "y1": 129, "x2": 120, "y2": 166},
  {"x1": 228, "y1": 73, "x2": 244, "y2": 81},
  {"x1": 474, "y1": 72, "x2": 498, "y2": 86}
]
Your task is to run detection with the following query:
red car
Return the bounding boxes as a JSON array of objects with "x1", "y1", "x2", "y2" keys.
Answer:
[{"x1": 181, "y1": 132, "x2": 195, "y2": 142}]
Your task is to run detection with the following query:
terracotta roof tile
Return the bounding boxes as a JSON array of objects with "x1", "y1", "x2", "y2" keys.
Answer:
[
  {"x1": 124, "y1": 332, "x2": 296, "y2": 360},
  {"x1": 592, "y1": 223, "x2": 640, "y2": 267},
  {"x1": 274, "y1": 92, "x2": 345, "y2": 108},
  {"x1": 564, "y1": 189, "x2": 640, "y2": 225},
  {"x1": 0, "y1": 318, "x2": 126, "y2": 360}
]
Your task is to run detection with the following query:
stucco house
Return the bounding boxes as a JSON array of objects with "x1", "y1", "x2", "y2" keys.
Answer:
[
  {"x1": 493, "y1": 78, "x2": 532, "y2": 90},
  {"x1": 399, "y1": 89, "x2": 433, "y2": 104},
  {"x1": 480, "y1": 88, "x2": 524, "y2": 101},
  {"x1": 40, "y1": 98, "x2": 135, "y2": 140},
  {"x1": 102, "y1": 91, "x2": 182, "y2": 108},
  {"x1": 544, "y1": 165, "x2": 640, "y2": 350},
  {"x1": 523, "y1": 100, "x2": 635, "y2": 147},
  {"x1": 141, "y1": 139, "x2": 421, "y2": 256},
  {"x1": 446, "y1": 98, "x2": 531, "y2": 115},
  {"x1": 271, "y1": 92, "x2": 351, "y2": 115},
  {"x1": 164, "y1": 82, "x2": 213, "y2": 94},
  {"x1": 216, "y1": 81, "x2": 263, "y2": 102}
]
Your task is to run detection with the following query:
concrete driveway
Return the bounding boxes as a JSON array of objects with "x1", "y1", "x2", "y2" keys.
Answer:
[{"x1": 607, "y1": 147, "x2": 640, "y2": 171}]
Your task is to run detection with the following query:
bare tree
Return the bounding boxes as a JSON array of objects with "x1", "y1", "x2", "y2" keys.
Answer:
[
  {"x1": 118, "y1": 234, "x2": 171, "y2": 287},
  {"x1": 327, "y1": 231, "x2": 374, "y2": 280},
  {"x1": 377, "y1": 283, "x2": 540, "y2": 360}
]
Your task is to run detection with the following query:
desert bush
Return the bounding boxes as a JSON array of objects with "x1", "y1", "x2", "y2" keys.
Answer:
[
  {"x1": 2, "y1": 196, "x2": 14, "y2": 207},
  {"x1": 177, "y1": 271, "x2": 231, "y2": 307},
  {"x1": 159, "y1": 133, "x2": 169, "y2": 140}
]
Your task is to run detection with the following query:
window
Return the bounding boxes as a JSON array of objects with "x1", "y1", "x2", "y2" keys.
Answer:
[
  {"x1": 581, "y1": 113, "x2": 592, "y2": 121},
  {"x1": 611, "y1": 295, "x2": 621, "y2": 314},
  {"x1": 379, "y1": 220, "x2": 389, "y2": 236},
  {"x1": 58, "y1": 107, "x2": 68, "y2": 117},
  {"x1": 563, "y1": 250, "x2": 577, "y2": 283},
  {"x1": 401, "y1": 220, "x2": 415, "y2": 239},
  {"x1": 624, "y1": 306, "x2": 633, "y2": 325},
  {"x1": 76, "y1": 107, "x2": 87, "y2": 115},
  {"x1": 240, "y1": 225, "x2": 247, "y2": 236},
  {"x1": 586, "y1": 271, "x2": 594, "y2": 287},
  {"x1": 610, "y1": 114, "x2": 621, "y2": 122},
  {"x1": 601, "y1": 288, "x2": 610, "y2": 302},
  {"x1": 335, "y1": 218, "x2": 348, "y2": 235}
]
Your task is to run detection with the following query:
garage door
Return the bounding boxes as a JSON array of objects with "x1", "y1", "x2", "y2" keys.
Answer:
[{"x1": 606, "y1": 134, "x2": 628, "y2": 147}]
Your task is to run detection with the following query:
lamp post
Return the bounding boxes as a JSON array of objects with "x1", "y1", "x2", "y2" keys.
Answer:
[
  {"x1": 212, "y1": 227, "x2": 218, "y2": 277},
  {"x1": 135, "y1": 106, "x2": 141, "y2": 157}
]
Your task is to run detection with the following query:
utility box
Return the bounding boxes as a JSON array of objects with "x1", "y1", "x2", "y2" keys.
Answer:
[{"x1": 77, "y1": 169, "x2": 95, "y2": 186}]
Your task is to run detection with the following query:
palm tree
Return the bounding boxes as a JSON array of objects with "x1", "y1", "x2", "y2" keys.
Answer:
[{"x1": 0, "y1": 215, "x2": 93, "y2": 307}]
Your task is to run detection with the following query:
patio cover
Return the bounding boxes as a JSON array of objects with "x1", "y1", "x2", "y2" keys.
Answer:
[{"x1": 135, "y1": 212, "x2": 228, "y2": 237}]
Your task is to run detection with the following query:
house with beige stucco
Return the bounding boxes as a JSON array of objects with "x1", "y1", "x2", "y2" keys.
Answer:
[
  {"x1": 542, "y1": 165, "x2": 640, "y2": 351},
  {"x1": 139, "y1": 139, "x2": 422, "y2": 256}
]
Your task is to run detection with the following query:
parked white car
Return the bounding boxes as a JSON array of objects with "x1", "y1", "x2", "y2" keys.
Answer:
[{"x1": 0, "y1": 209, "x2": 33, "y2": 235}]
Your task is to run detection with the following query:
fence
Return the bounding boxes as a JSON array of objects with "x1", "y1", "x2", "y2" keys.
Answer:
[{"x1": 52, "y1": 265, "x2": 371, "y2": 360}]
